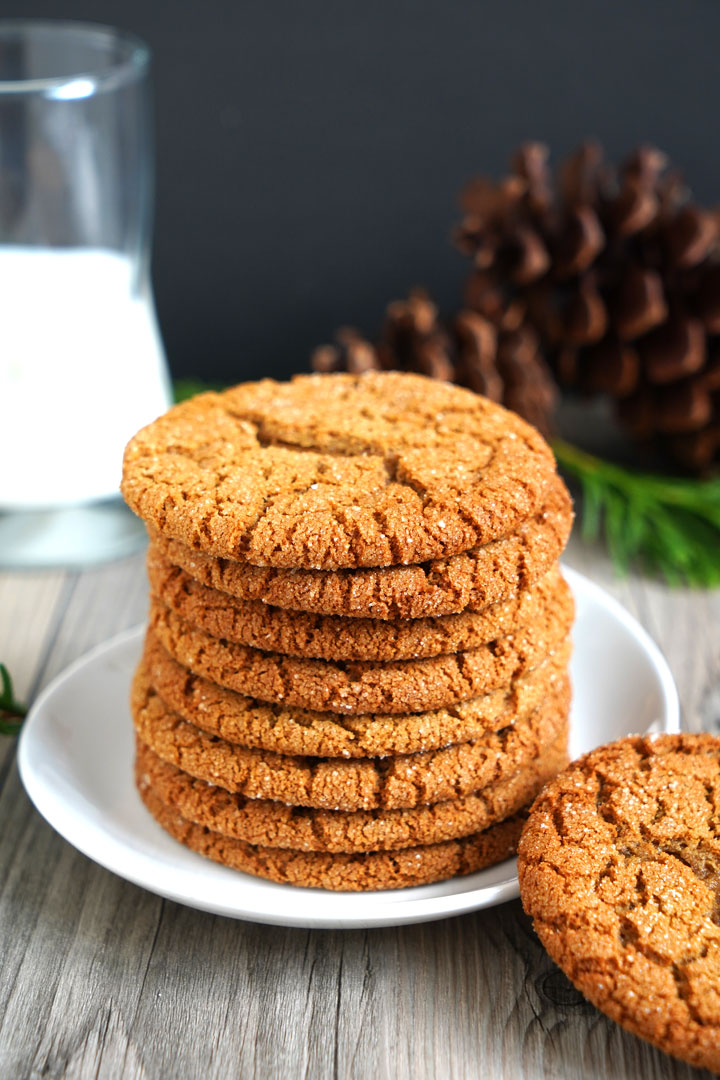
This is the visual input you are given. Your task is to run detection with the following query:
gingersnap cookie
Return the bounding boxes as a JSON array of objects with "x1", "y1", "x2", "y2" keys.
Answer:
[
  {"x1": 148, "y1": 546, "x2": 566, "y2": 661},
  {"x1": 518, "y1": 734, "x2": 720, "y2": 1074},
  {"x1": 149, "y1": 578, "x2": 573, "y2": 715},
  {"x1": 148, "y1": 474, "x2": 572, "y2": 620},
  {"x1": 144, "y1": 632, "x2": 572, "y2": 758},
  {"x1": 122, "y1": 372, "x2": 558, "y2": 570},
  {"x1": 137, "y1": 772, "x2": 527, "y2": 891},
  {"x1": 132, "y1": 662, "x2": 570, "y2": 811},
  {"x1": 136, "y1": 730, "x2": 568, "y2": 854}
]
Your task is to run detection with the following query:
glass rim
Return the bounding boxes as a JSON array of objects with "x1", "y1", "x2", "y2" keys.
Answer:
[{"x1": 0, "y1": 19, "x2": 150, "y2": 96}]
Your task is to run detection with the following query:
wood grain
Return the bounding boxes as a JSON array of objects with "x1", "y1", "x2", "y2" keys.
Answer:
[{"x1": 0, "y1": 535, "x2": 718, "y2": 1080}]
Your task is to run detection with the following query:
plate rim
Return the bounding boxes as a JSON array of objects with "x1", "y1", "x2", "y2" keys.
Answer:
[{"x1": 17, "y1": 565, "x2": 680, "y2": 928}]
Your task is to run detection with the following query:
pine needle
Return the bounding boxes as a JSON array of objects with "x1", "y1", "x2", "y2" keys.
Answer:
[
  {"x1": 173, "y1": 378, "x2": 227, "y2": 403},
  {"x1": 553, "y1": 439, "x2": 720, "y2": 587},
  {"x1": 0, "y1": 664, "x2": 27, "y2": 736}
]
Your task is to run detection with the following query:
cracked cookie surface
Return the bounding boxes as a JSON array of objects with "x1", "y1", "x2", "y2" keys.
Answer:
[
  {"x1": 122, "y1": 372, "x2": 558, "y2": 570},
  {"x1": 518, "y1": 734, "x2": 720, "y2": 1074},
  {"x1": 148, "y1": 576, "x2": 573, "y2": 715},
  {"x1": 136, "y1": 769, "x2": 528, "y2": 891},
  {"x1": 148, "y1": 475, "x2": 572, "y2": 620},
  {"x1": 147, "y1": 547, "x2": 566, "y2": 661},
  {"x1": 143, "y1": 632, "x2": 571, "y2": 758},
  {"x1": 135, "y1": 731, "x2": 568, "y2": 855},
  {"x1": 132, "y1": 662, "x2": 570, "y2": 810}
]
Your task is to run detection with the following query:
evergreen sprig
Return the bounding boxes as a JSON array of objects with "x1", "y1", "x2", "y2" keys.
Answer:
[
  {"x1": 0, "y1": 664, "x2": 27, "y2": 736},
  {"x1": 173, "y1": 378, "x2": 227, "y2": 403},
  {"x1": 553, "y1": 439, "x2": 720, "y2": 586}
]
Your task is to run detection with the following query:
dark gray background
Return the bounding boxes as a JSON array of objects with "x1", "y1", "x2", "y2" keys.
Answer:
[{"x1": 15, "y1": 1, "x2": 720, "y2": 381}]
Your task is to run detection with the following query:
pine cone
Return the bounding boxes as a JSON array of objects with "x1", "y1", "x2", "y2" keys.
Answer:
[
  {"x1": 311, "y1": 289, "x2": 557, "y2": 438},
  {"x1": 456, "y1": 142, "x2": 720, "y2": 470}
]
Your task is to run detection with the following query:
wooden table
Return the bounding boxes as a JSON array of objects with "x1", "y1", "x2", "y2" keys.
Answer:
[{"x1": 1, "y1": 530, "x2": 718, "y2": 1080}]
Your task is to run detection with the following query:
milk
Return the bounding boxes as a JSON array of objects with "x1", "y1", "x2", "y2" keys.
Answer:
[{"x1": 0, "y1": 247, "x2": 172, "y2": 509}]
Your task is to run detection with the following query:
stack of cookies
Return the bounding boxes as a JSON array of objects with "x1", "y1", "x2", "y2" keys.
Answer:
[{"x1": 121, "y1": 372, "x2": 574, "y2": 891}]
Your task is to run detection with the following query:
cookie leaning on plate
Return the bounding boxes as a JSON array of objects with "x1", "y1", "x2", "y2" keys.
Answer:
[
  {"x1": 518, "y1": 734, "x2": 720, "y2": 1074},
  {"x1": 121, "y1": 372, "x2": 558, "y2": 570}
]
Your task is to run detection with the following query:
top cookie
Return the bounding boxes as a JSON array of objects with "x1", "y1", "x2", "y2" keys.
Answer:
[
  {"x1": 122, "y1": 372, "x2": 558, "y2": 570},
  {"x1": 518, "y1": 734, "x2": 720, "y2": 1074}
]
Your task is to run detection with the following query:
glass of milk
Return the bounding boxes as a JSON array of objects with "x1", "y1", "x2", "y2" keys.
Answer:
[{"x1": 0, "y1": 20, "x2": 172, "y2": 566}]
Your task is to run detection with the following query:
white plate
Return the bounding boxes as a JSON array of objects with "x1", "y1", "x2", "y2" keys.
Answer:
[{"x1": 18, "y1": 567, "x2": 679, "y2": 929}]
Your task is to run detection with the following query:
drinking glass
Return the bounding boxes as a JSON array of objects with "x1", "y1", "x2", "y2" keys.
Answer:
[{"x1": 0, "y1": 20, "x2": 172, "y2": 567}]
